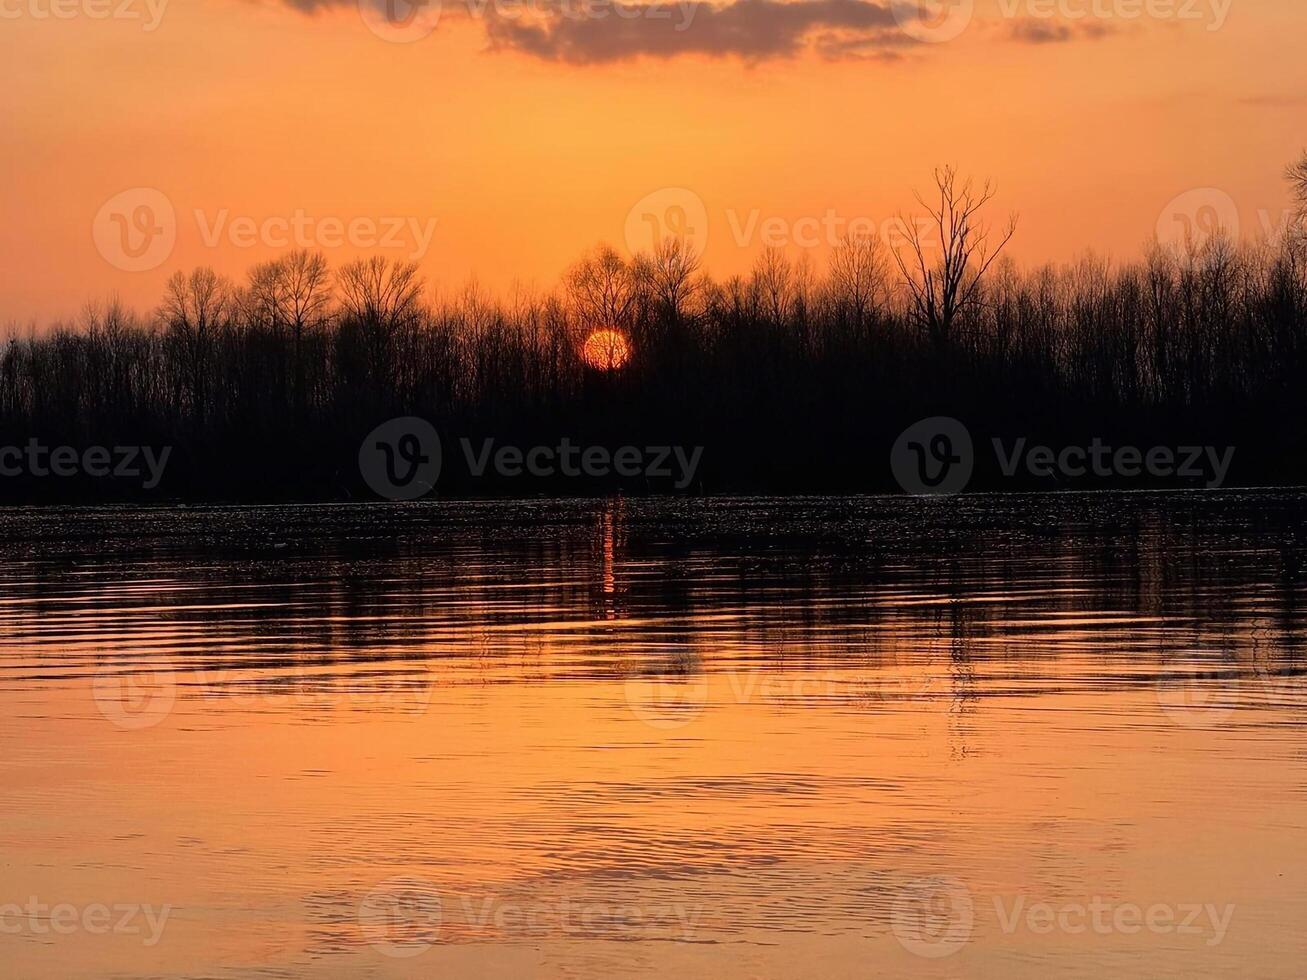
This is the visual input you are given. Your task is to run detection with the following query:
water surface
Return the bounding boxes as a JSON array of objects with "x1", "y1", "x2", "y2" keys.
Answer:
[{"x1": 2, "y1": 494, "x2": 1306, "y2": 978}]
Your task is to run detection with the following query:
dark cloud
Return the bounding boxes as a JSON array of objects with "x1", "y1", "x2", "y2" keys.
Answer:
[
  {"x1": 277, "y1": 0, "x2": 1138, "y2": 61},
  {"x1": 276, "y1": 0, "x2": 911, "y2": 63},
  {"x1": 483, "y1": 0, "x2": 905, "y2": 63},
  {"x1": 813, "y1": 28, "x2": 908, "y2": 61},
  {"x1": 1007, "y1": 17, "x2": 1119, "y2": 43}
]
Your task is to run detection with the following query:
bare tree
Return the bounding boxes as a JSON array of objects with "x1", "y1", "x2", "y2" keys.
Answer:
[
  {"x1": 336, "y1": 257, "x2": 425, "y2": 390},
  {"x1": 565, "y1": 245, "x2": 637, "y2": 330},
  {"x1": 160, "y1": 267, "x2": 232, "y2": 423},
  {"x1": 637, "y1": 236, "x2": 702, "y2": 321},
  {"x1": 1288, "y1": 150, "x2": 1307, "y2": 215},
  {"x1": 754, "y1": 248, "x2": 796, "y2": 326},
  {"x1": 893, "y1": 166, "x2": 1018, "y2": 347},
  {"x1": 828, "y1": 234, "x2": 889, "y2": 330},
  {"x1": 1285, "y1": 151, "x2": 1307, "y2": 257},
  {"x1": 337, "y1": 256, "x2": 424, "y2": 330},
  {"x1": 248, "y1": 250, "x2": 332, "y2": 409},
  {"x1": 280, "y1": 251, "x2": 334, "y2": 339},
  {"x1": 244, "y1": 261, "x2": 286, "y2": 333}
]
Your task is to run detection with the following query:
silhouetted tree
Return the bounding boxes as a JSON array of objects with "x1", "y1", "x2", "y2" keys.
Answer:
[
  {"x1": 637, "y1": 236, "x2": 702, "y2": 323},
  {"x1": 336, "y1": 256, "x2": 424, "y2": 391},
  {"x1": 894, "y1": 166, "x2": 1018, "y2": 349},
  {"x1": 161, "y1": 267, "x2": 232, "y2": 425},
  {"x1": 5, "y1": 157, "x2": 1307, "y2": 501},
  {"x1": 566, "y1": 246, "x2": 637, "y2": 332},
  {"x1": 828, "y1": 234, "x2": 889, "y2": 332}
]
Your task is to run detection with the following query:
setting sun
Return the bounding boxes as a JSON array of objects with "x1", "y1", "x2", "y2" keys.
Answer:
[{"x1": 582, "y1": 328, "x2": 632, "y2": 371}]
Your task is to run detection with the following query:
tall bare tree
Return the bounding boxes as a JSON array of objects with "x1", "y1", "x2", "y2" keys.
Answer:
[
  {"x1": 566, "y1": 245, "x2": 638, "y2": 330},
  {"x1": 250, "y1": 250, "x2": 332, "y2": 409},
  {"x1": 244, "y1": 261, "x2": 286, "y2": 333},
  {"x1": 754, "y1": 248, "x2": 796, "y2": 326},
  {"x1": 337, "y1": 256, "x2": 424, "y2": 330},
  {"x1": 893, "y1": 166, "x2": 1018, "y2": 348},
  {"x1": 1286, "y1": 150, "x2": 1307, "y2": 256},
  {"x1": 161, "y1": 267, "x2": 232, "y2": 424},
  {"x1": 636, "y1": 236, "x2": 702, "y2": 322},
  {"x1": 336, "y1": 257, "x2": 425, "y2": 390},
  {"x1": 828, "y1": 234, "x2": 889, "y2": 331},
  {"x1": 1288, "y1": 150, "x2": 1307, "y2": 214}
]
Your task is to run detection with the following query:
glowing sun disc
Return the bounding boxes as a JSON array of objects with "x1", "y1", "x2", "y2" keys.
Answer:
[{"x1": 582, "y1": 329, "x2": 632, "y2": 371}]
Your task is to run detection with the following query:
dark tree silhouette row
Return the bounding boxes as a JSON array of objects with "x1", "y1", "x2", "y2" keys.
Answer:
[{"x1": 3, "y1": 161, "x2": 1306, "y2": 500}]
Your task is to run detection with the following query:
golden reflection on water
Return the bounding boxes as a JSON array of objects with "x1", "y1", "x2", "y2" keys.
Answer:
[{"x1": 1, "y1": 496, "x2": 1307, "y2": 978}]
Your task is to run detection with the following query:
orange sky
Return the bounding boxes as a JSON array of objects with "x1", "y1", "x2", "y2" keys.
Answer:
[{"x1": 1, "y1": 0, "x2": 1304, "y2": 324}]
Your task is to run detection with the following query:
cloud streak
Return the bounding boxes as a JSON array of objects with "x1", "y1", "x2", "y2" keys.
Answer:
[
  {"x1": 483, "y1": 0, "x2": 906, "y2": 63},
  {"x1": 273, "y1": 0, "x2": 910, "y2": 61},
  {"x1": 1007, "y1": 17, "x2": 1120, "y2": 42},
  {"x1": 271, "y1": 0, "x2": 1132, "y2": 62}
]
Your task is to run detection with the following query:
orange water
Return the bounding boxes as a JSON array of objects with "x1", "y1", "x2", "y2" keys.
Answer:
[{"x1": 2, "y1": 496, "x2": 1305, "y2": 978}]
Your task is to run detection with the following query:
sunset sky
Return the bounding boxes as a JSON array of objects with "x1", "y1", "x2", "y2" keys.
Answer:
[{"x1": 2, "y1": 0, "x2": 1304, "y2": 323}]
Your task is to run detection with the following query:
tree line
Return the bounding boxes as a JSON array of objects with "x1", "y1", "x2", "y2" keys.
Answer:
[{"x1": 3, "y1": 160, "x2": 1306, "y2": 500}]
